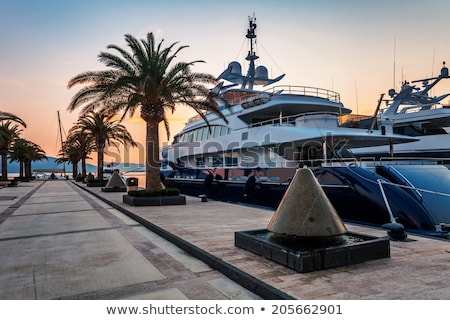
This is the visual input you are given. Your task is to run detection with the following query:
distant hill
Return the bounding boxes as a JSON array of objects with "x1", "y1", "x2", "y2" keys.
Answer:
[
  {"x1": 2, "y1": 156, "x2": 97, "y2": 174},
  {"x1": 2, "y1": 156, "x2": 144, "y2": 174}
]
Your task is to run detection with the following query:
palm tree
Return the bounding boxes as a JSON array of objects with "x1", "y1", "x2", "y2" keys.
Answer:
[
  {"x1": 67, "y1": 32, "x2": 226, "y2": 191},
  {"x1": 9, "y1": 138, "x2": 29, "y2": 178},
  {"x1": 0, "y1": 112, "x2": 26, "y2": 180},
  {"x1": 57, "y1": 140, "x2": 82, "y2": 178},
  {"x1": 0, "y1": 111, "x2": 27, "y2": 126},
  {"x1": 71, "y1": 107, "x2": 136, "y2": 180},
  {"x1": 0, "y1": 121, "x2": 24, "y2": 180},
  {"x1": 10, "y1": 138, "x2": 47, "y2": 178},
  {"x1": 57, "y1": 129, "x2": 95, "y2": 178}
]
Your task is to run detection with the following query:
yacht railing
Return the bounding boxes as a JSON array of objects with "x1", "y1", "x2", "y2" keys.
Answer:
[
  {"x1": 249, "y1": 111, "x2": 339, "y2": 128},
  {"x1": 378, "y1": 157, "x2": 450, "y2": 166},
  {"x1": 297, "y1": 156, "x2": 450, "y2": 170},
  {"x1": 265, "y1": 85, "x2": 341, "y2": 103}
]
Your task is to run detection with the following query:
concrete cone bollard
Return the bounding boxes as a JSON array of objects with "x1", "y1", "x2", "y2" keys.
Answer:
[
  {"x1": 267, "y1": 168, "x2": 347, "y2": 238},
  {"x1": 105, "y1": 171, "x2": 126, "y2": 189}
]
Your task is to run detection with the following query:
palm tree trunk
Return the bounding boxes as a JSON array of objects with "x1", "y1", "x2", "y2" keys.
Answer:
[
  {"x1": 24, "y1": 160, "x2": 32, "y2": 178},
  {"x1": 72, "y1": 162, "x2": 78, "y2": 178},
  {"x1": 97, "y1": 147, "x2": 104, "y2": 180},
  {"x1": 20, "y1": 161, "x2": 24, "y2": 178},
  {"x1": 1, "y1": 151, "x2": 8, "y2": 181},
  {"x1": 81, "y1": 156, "x2": 87, "y2": 177},
  {"x1": 145, "y1": 120, "x2": 161, "y2": 191}
]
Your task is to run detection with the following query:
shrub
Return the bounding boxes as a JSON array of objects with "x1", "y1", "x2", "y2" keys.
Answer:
[{"x1": 128, "y1": 188, "x2": 180, "y2": 197}]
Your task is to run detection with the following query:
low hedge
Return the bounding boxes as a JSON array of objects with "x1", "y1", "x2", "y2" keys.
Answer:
[{"x1": 127, "y1": 188, "x2": 180, "y2": 197}]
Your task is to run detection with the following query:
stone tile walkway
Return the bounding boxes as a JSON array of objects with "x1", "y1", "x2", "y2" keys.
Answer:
[
  {"x1": 2, "y1": 179, "x2": 450, "y2": 300},
  {"x1": 0, "y1": 180, "x2": 260, "y2": 300},
  {"x1": 87, "y1": 181, "x2": 450, "y2": 300}
]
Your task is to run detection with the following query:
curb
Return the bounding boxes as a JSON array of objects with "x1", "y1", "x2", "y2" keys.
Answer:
[{"x1": 73, "y1": 181, "x2": 295, "y2": 300}]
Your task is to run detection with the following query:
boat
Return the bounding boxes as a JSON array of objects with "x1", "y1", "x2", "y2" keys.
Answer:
[
  {"x1": 161, "y1": 15, "x2": 450, "y2": 239},
  {"x1": 162, "y1": 15, "x2": 416, "y2": 180},
  {"x1": 346, "y1": 62, "x2": 450, "y2": 158}
]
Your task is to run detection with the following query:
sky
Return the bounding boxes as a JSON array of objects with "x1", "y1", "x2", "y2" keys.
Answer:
[{"x1": 2, "y1": 0, "x2": 450, "y2": 164}]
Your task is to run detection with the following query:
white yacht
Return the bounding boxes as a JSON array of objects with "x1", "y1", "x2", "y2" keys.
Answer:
[
  {"x1": 347, "y1": 63, "x2": 450, "y2": 158},
  {"x1": 161, "y1": 15, "x2": 415, "y2": 181},
  {"x1": 161, "y1": 15, "x2": 450, "y2": 239}
]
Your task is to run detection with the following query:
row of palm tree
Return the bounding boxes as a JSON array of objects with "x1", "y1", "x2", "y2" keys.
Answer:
[
  {"x1": 57, "y1": 107, "x2": 136, "y2": 180},
  {"x1": 3, "y1": 32, "x2": 226, "y2": 187},
  {"x1": 66, "y1": 32, "x2": 226, "y2": 191},
  {"x1": 0, "y1": 111, "x2": 47, "y2": 181}
]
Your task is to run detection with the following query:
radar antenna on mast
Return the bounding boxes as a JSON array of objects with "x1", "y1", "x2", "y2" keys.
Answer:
[{"x1": 217, "y1": 14, "x2": 285, "y2": 90}]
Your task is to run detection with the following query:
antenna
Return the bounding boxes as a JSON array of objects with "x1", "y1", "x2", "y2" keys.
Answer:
[{"x1": 393, "y1": 35, "x2": 396, "y2": 89}]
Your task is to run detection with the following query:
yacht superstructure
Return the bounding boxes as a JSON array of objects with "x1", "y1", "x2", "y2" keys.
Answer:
[
  {"x1": 348, "y1": 63, "x2": 450, "y2": 158},
  {"x1": 161, "y1": 15, "x2": 415, "y2": 179}
]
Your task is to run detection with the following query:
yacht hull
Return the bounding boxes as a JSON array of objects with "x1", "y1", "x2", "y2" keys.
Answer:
[{"x1": 164, "y1": 166, "x2": 449, "y2": 239}]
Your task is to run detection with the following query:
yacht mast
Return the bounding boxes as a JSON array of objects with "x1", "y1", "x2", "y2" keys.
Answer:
[
  {"x1": 217, "y1": 15, "x2": 284, "y2": 90},
  {"x1": 57, "y1": 110, "x2": 66, "y2": 175},
  {"x1": 243, "y1": 14, "x2": 258, "y2": 90}
]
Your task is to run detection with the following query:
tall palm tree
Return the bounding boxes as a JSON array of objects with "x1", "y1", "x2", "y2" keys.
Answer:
[
  {"x1": 10, "y1": 138, "x2": 46, "y2": 178},
  {"x1": 9, "y1": 138, "x2": 29, "y2": 178},
  {"x1": 57, "y1": 129, "x2": 95, "y2": 178},
  {"x1": 57, "y1": 140, "x2": 82, "y2": 178},
  {"x1": 67, "y1": 32, "x2": 226, "y2": 191},
  {"x1": 0, "y1": 121, "x2": 24, "y2": 180},
  {"x1": 0, "y1": 112, "x2": 26, "y2": 180},
  {"x1": 71, "y1": 108, "x2": 136, "y2": 180},
  {"x1": 0, "y1": 111, "x2": 27, "y2": 126}
]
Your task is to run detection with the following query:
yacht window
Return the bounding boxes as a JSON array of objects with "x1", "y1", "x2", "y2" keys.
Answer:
[
  {"x1": 242, "y1": 132, "x2": 248, "y2": 140},
  {"x1": 213, "y1": 125, "x2": 221, "y2": 138},
  {"x1": 205, "y1": 127, "x2": 212, "y2": 140},
  {"x1": 212, "y1": 155, "x2": 223, "y2": 167},
  {"x1": 224, "y1": 152, "x2": 238, "y2": 166},
  {"x1": 195, "y1": 128, "x2": 203, "y2": 142},
  {"x1": 220, "y1": 126, "x2": 228, "y2": 136},
  {"x1": 187, "y1": 131, "x2": 194, "y2": 142},
  {"x1": 196, "y1": 157, "x2": 205, "y2": 167},
  {"x1": 196, "y1": 127, "x2": 203, "y2": 141},
  {"x1": 265, "y1": 148, "x2": 277, "y2": 167}
]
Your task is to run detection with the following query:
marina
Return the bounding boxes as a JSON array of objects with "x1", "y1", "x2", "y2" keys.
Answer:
[
  {"x1": 2, "y1": 7, "x2": 450, "y2": 306},
  {"x1": 157, "y1": 16, "x2": 450, "y2": 239},
  {"x1": 1, "y1": 179, "x2": 449, "y2": 300}
]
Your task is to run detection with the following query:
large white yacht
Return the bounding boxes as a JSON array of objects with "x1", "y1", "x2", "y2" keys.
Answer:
[
  {"x1": 347, "y1": 63, "x2": 450, "y2": 158},
  {"x1": 161, "y1": 15, "x2": 415, "y2": 181},
  {"x1": 160, "y1": 15, "x2": 450, "y2": 239}
]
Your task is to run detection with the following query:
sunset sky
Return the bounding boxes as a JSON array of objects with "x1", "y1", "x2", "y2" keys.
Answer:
[{"x1": 2, "y1": 0, "x2": 450, "y2": 164}]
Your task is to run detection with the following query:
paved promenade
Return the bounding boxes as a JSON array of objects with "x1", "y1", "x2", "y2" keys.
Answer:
[
  {"x1": 0, "y1": 180, "x2": 260, "y2": 300},
  {"x1": 1, "y1": 179, "x2": 450, "y2": 300}
]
